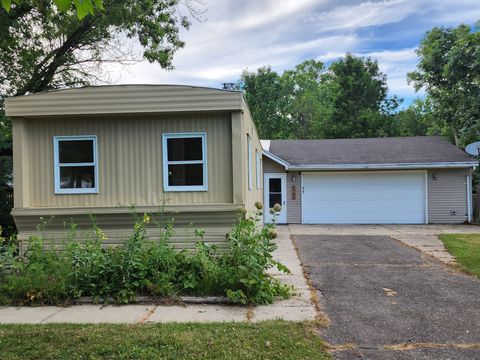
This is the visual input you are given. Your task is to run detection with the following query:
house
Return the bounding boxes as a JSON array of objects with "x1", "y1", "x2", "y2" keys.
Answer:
[
  {"x1": 262, "y1": 137, "x2": 477, "y2": 225},
  {"x1": 6, "y1": 85, "x2": 478, "y2": 251},
  {"x1": 6, "y1": 85, "x2": 263, "y2": 250}
]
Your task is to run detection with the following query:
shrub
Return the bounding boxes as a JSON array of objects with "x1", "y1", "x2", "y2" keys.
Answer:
[
  {"x1": 0, "y1": 236, "x2": 71, "y2": 305},
  {"x1": 0, "y1": 207, "x2": 293, "y2": 305},
  {"x1": 221, "y1": 206, "x2": 292, "y2": 304}
]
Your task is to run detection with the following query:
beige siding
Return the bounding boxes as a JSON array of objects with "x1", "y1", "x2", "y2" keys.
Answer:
[
  {"x1": 428, "y1": 168, "x2": 470, "y2": 223},
  {"x1": 6, "y1": 85, "x2": 243, "y2": 117},
  {"x1": 12, "y1": 118, "x2": 29, "y2": 208},
  {"x1": 263, "y1": 157, "x2": 284, "y2": 173},
  {"x1": 287, "y1": 172, "x2": 302, "y2": 223},
  {"x1": 9, "y1": 86, "x2": 267, "y2": 249},
  {"x1": 242, "y1": 102, "x2": 264, "y2": 215},
  {"x1": 21, "y1": 113, "x2": 233, "y2": 208},
  {"x1": 15, "y1": 208, "x2": 240, "y2": 251}
]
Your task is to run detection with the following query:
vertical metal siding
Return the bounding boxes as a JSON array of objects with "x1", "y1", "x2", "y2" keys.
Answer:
[
  {"x1": 427, "y1": 169, "x2": 469, "y2": 223},
  {"x1": 26, "y1": 113, "x2": 233, "y2": 208},
  {"x1": 242, "y1": 105, "x2": 264, "y2": 213},
  {"x1": 15, "y1": 211, "x2": 238, "y2": 250}
]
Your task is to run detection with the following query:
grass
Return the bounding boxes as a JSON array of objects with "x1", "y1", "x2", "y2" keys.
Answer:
[
  {"x1": 0, "y1": 321, "x2": 331, "y2": 360},
  {"x1": 439, "y1": 234, "x2": 480, "y2": 277}
]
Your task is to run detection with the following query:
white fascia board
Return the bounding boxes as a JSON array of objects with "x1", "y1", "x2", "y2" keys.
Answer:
[
  {"x1": 288, "y1": 161, "x2": 478, "y2": 171},
  {"x1": 262, "y1": 150, "x2": 290, "y2": 169},
  {"x1": 260, "y1": 140, "x2": 271, "y2": 151}
]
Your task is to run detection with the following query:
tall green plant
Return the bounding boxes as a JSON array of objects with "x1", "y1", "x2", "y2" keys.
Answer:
[
  {"x1": 0, "y1": 208, "x2": 293, "y2": 305},
  {"x1": 222, "y1": 203, "x2": 292, "y2": 304}
]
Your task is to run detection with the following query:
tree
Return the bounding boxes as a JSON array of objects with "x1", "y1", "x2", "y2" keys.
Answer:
[
  {"x1": 238, "y1": 61, "x2": 329, "y2": 139},
  {"x1": 280, "y1": 60, "x2": 332, "y2": 139},
  {"x1": 239, "y1": 55, "x2": 399, "y2": 140},
  {"x1": 394, "y1": 98, "x2": 433, "y2": 137},
  {"x1": 1, "y1": 1, "x2": 193, "y2": 96},
  {"x1": 1, "y1": 0, "x2": 104, "y2": 19},
  {"x1": 0, "y1": 0, "x2": 200, "y2": 236},
  {"x1": 0, "y1": 101, "x2": 13, "y2": 236},
  {"x1": 408, "y1": 23, "x2": 480, "y2": 146},
  {"x1": 321, "y1": 54, "x2": 399, "y2": 139},
  {"x1": 238, "y1": 67, "x2": 289, "y2": 139}
]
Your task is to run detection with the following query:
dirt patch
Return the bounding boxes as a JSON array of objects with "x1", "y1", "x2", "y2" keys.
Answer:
[
  {"x1": 327, "y1": 342, "x2": 357, "y2": 352},
  {"x1": 138, "y1": 306, "x2": 157, "y2": 323},
  {"x1": 246, "y1": 305, "x2": 254, "y2": 323},
  {"x1": 383, "y1": 342, "x2": 480, "y2": 351}
]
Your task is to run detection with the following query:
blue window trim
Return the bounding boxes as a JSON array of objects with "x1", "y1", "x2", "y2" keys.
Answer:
[
  {"x1": 247, "y1": 135, "x2": 252, "y2": 190},
  {"x1": 256, "y1": 150, "x2": 261, "y2": 189},
  {"x1": 162, "y1": 132, "x2": 208, "y2": 192},
  {"x1": 53, "y1": 135, "x2": 99, "y2": 195}
]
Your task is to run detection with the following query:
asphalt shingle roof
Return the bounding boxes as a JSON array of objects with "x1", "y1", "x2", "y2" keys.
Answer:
[{"x1": 267, "y1": 136, "x2": 475, "y2": 166}]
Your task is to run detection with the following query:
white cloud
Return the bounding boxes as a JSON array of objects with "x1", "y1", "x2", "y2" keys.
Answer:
[
  {"x1": 103, "y1": 0, "x2": 480, "y2": 101},
  {"x1": 214, "y1": 0, "x2": 321, "y2": 31},
  {"x1": 305, "y1": 0, "x2": 423, "y2": 32}
]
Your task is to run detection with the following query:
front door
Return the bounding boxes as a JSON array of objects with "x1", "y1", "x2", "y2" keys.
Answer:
[{"x1": 264, "y1": 173, "x2": 287, "y2": 224}]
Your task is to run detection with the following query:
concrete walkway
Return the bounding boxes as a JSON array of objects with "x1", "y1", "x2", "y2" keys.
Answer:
[
  {"x1": 289, "y1": 224, "x2": 480, "y2": 265},
  {"x1": 0, "y1": 226, "x2": 316, "y2": 324}
]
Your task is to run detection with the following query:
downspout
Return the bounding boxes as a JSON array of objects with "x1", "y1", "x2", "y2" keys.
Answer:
[{"x1": 467, "y1": 173, "x2": 472, "y2": 223}]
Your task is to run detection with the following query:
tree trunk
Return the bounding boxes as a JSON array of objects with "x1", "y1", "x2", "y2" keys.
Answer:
[
  {"x1": 16, "y1": 17, "x2": 94, "y2": 96},
  {"x1": 452, "y1": 128, "x2": 460, "y2": 147}
]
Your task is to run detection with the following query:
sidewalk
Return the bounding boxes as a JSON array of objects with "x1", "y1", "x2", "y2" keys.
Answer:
[
  {"x1": 0, "y1": 226, "x2": 317, "y2": 324},
  {"x1": 391, "y1": 235, "x2": 457, "y2": 264}
]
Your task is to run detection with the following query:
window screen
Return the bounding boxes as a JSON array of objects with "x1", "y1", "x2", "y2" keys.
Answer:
[
  {"x1": 163, "y1": 133, "x2": 207, "y2": 191},
  {"x1": 54, "y1": 136, "x2": 97, "y2": 194}
]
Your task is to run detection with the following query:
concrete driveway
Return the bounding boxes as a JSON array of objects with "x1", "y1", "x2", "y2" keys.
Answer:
[{"x1": 290, "y1": 225, "x2": 480, "y2": 359}]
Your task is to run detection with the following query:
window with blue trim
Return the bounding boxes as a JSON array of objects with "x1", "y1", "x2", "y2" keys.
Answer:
[
  {"x1": 53, "y1": 135, "x2": 98, "y2": 194},
  {"x1": 162, "y1": 133, "x2": 207, "y2": 191}
]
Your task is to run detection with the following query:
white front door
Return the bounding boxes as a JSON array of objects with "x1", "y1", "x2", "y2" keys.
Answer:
[{"x1": 264, "y1": 173, "x2": 287, "y2": 224}]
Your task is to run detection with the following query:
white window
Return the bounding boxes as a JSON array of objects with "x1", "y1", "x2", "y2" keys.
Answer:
[
  {"x1": 256, "y1": 150, "x2": 261, "y2": 189},
  {"x1": 53, "y1": 135, "x2": 98, "y2": 194},
  {"x1": 162, "y1": 132, "x2": 207, "y2": 192},
  {"x1": 247, "y1": 135, "x2": 252, "y2": 190}
]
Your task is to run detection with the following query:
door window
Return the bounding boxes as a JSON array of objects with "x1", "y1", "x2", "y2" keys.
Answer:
[{"x1": 269, "y1": 178, "x2": 282, "y2": 208}]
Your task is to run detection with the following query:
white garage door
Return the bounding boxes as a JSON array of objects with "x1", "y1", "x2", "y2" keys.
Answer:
[{"x1": 302, "y1": 171, "x2": 426, "y2": 224}]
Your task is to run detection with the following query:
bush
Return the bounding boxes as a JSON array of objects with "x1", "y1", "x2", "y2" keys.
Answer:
[
  {"x1": 0, "y1": 207, "x2": 293, "y2": 305},
  {"x1": 221, "y1": 204, "x2": 292, "y2": 304}
]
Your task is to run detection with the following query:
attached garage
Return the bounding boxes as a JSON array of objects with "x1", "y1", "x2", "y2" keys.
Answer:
[
  {"x1": 261, "y1": 137, "x2": 477, "y2": 225},
  {"x1": 302, "y1": 171, "x2": 426, "y2": 224}
]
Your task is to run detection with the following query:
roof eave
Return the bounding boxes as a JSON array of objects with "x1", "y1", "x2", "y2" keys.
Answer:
[
  {"x1": 262, "y1": 151, "x2": 290, "y2": 169},
  {"x1": 287, "y1": 161, "x2": 478, "y2": 171},
  {"x1": 5, "y1": 85, "x2": 244, "y2": 117}
]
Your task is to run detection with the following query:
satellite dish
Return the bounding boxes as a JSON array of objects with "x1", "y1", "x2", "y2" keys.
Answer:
[{"x1": 465, "y1": 141, "x2": 480, "y2": 156}]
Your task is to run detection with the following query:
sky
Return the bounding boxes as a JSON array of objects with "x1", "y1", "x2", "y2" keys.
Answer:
[{"x1": 106, "y1": 0, "x2": 480, "y2": 107}]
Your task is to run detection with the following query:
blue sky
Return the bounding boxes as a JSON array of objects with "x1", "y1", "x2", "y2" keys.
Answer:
[{"x1": 107, "y1": 0, "x2": 480, "y2": 107}]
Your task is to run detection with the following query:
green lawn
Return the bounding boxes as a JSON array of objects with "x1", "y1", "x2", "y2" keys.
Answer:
[
  {"x1": 0, "y1": 321, "x2": 330, "y2": 360},
  {"x1": 439, "y1": 234, "x2": 480, "y2": 277}
]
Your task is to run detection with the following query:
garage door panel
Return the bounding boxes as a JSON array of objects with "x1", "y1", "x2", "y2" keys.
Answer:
[{"x1": 302, "y1": 171, "x2": 426, "y2": 224}]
